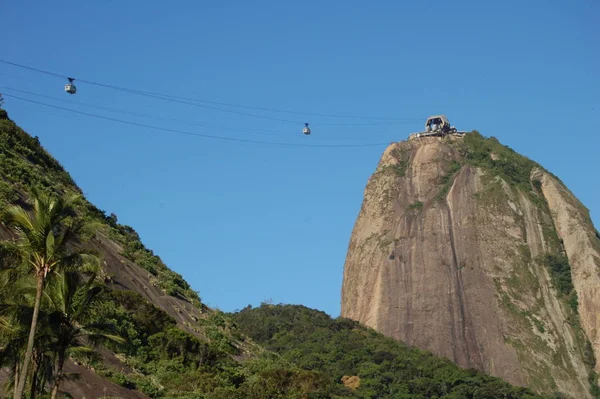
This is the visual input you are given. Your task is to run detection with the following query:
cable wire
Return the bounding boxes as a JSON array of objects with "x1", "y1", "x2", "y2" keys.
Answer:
[
  {"x1": 3, "y1": 93, "x2": 393, "y2": 148},
  {"x1": 0, "y1": 59, "x2": 422, "y2": 125},
  {"x1": 0, "y1": 86, "x2": 399, "y2": 140}
]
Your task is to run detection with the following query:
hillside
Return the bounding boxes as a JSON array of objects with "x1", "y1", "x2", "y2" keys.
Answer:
[
  {"x1": 340, "y1": 132, "x2": 600, "y2": 398},
  {"x1": 0, "y1": 110, "x2": 249, "y2": 397},
  {"x1": 0, "y1": 109, "x2": 549, "y2": 399},
  {"x1": 233, "y1": 303, "x2": 545, "y2": 399}
]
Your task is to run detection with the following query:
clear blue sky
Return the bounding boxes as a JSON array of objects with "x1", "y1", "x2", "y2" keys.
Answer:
[{"x1": 1, "y1": 0, "x2": 598, "y2": 317}]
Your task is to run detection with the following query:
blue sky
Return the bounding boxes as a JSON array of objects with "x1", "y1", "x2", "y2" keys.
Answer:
[{"x1": 1, "y1": 0, "x2": 598, "y2": 317}]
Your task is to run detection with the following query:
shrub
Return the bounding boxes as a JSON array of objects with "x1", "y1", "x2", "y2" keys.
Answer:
[
  {"x1": 539, "y1": 254, "x2": 579, "y2": 312},
  {"x1": 462, "y1": 131, "x2": 537, "y2": 191},
  {"x1": 408, "y1": 201, "x2": 423, "y2": 210}
]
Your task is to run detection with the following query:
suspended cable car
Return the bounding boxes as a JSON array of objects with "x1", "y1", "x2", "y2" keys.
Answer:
[
  {"x1": 64, "y1": 78, "x2": 77, "y2": 95},
  {"x1": 303, "y1": 122, "x2": 311, "y2": 135}
]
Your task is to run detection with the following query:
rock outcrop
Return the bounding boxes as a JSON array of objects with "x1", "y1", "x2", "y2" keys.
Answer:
[
  {"x1": 340, "y1": 133, "x2": 600, "y2": 398},
  {"x1": 536, "y1": 170, "x2": 600, "y2": 374}
]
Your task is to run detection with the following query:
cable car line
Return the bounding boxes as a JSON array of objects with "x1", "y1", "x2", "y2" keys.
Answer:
[
  {"x1": 1, "y1": 86, "x2": 298, "y2": 136},
  {"x1": 0, "y1": 59, "x2": 422, "y2": 125},
  {"x1": 3, "y1": 94, "x2": 391, "y2": 148},
  {"x1": 0, "y1": 86, "x2": 399, "y2": 140},
  {"x1": 0, "y1": 61, "x2": 304, "y2": 124}
]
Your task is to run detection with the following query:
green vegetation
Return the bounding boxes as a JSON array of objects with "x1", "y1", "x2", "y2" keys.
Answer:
[
  {"x1": 0, "y1": 190, "x2": 123, "y2": 399},
  {"x1": 539, "y1": 254, "x2": 578, "y2": 311},
  {"x1": 0, "y1": 116, "x2": 77, "y2": 203},
  {"x1": 378, "y1": 147, "x2": 410, "y2": 178},
  {"x1": 390, "y1": 147, "x2": 410, "y2": 177},
  {"x1": 446, "y1": 131, "x2": 544, "y2": 207},
  {"x1": 459, "y1": 131, "x2": 537, "y2": 190},
  {"x1": 232, "y1": 304, "x2": 545, "y2": 399},
  {"x1": 408, "y1": 201, "x2": 423, "y2": 211},
  {"x1": 0, "y1": 189, "x2": 96, "y2": 399}
]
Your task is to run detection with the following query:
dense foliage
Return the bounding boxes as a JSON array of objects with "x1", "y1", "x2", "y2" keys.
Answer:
[
  {"x1": 232, "y1": 304, "x2": 546, "y2": 399},
  {"x1": 0, "y1": 116, "x2": 76, "y2": 204},
  {"x1": 0, "y1": 189, "x2": 122, "y2": 399},
  {"x1": 540, "y1": 254, "x2": 578, "y2": 310}
]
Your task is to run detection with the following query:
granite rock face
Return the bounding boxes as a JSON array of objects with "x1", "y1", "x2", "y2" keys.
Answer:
[{"x1": 340, "y1": 134, "x2": 600, "y2": 398}]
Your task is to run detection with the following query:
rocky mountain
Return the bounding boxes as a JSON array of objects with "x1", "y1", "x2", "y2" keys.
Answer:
[
  {"x1": 0, "y1": 108, "x2": 552, "y2": 399},
  {"x1": 340, "y1": 131, "x2": 600, "y2": 398}
]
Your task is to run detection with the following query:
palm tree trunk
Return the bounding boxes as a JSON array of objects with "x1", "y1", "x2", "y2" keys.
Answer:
[
  {"x1": 14, "y1": 273, "x2": 44, "y2": 399},
  {"x1": 50, "y1": 349, "x2": 66, "y2": 399},
  {"x1": 29, "y1": 362, "x2": 37, "y2": 399},
  {"x1": 29, "y1": 352, "x2": 40, "y2": 399},
  {"x1": 13, "y1": 362, "x2": 19, "y2": 399},
  {"x1": 39, "y1": 369, "x2": 47, "y2": 399}
]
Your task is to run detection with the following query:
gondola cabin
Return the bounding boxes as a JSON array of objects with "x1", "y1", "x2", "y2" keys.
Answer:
[
  {"x1": 64, "y1": 78, "x2": 77, "y2": 95},
  {"x1": 303, "y1": 123, "x2": 311, "y2": 135}
]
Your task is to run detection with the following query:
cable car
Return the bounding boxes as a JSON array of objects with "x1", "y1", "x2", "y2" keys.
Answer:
[
  {"x1": 303, "y1": 122, "x2": 311, "y2": 135},
  {"x1": 64, "y1": 78, "x2": 77, "y2": 95}
]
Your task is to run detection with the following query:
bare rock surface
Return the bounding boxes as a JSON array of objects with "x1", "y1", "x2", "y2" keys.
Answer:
[{"x1": 341, "y1": 135, "x2": 600, "y2": 398}]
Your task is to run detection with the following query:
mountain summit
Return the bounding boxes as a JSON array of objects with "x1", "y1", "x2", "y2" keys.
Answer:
[{"x1": 341, "y1": 132, "x2": 600, "y2": 398}]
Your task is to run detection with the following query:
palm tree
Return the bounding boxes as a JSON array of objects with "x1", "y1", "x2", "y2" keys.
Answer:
[
  {"x1": 45, "y1": 265, "x2": 124, "y2": 399},
  {"x1": 0, "y1": 274, "x2": 55, "y2": 399},
  {"x1": 1, "y1": 188, "x2": 96, "y2": 399},
  {"x1": 0, "y1": 314, "x2": 26, "y2": 397},
  {"x1": 0, "y1": 256, "x2": 31, "y2": 397}
]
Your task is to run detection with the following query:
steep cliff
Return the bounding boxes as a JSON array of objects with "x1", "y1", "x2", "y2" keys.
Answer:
[{"x1": 340, "y1": 132, "x2": 600, "y2": 398}]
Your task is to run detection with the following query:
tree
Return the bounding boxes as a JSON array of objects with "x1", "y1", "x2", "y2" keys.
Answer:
[
  {"x1": 44, "y1": 264, "x2": 124, "y2": 399},
  {"x1": 108, "y1": 212, "x2": 118, "y2": 226},
  {"x1": 0, "y1": 239, "x2": 36, "y2": 397},
  {"x1": 1, "y1": 188, "x2": 96, "y2": 399},
  {"x1": 0, "y1": 268, "x2": 55, "y2": 399},
  {"x1": 0, "y1": 312, "x2": 27, "y2": 397}
]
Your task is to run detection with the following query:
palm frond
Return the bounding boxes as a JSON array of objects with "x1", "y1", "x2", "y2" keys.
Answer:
[
  {"x1": 2, "y1": 204, "x2": 36, "y2": 238},
  {"x1": 66, "y1": 345, "x2": 95, "y2": 355},
  {"x1": 13, "y1": 276, "x2": 39, "y2": 297},
  {"x1": 0, "y1": 241, "x2": 25, "y2": 269},
  {"x1": 82, "y1": 331, "x2": 126, "y2": 348},
  {"x1": 72, "y1": 284, "x2": 102, "y2": 321},
  {"x1": 45, "y1": 230, "x2": 56, "y2": 261},
  {"x1": 2, "y1": 203, "x2": 32, "y2": 228},
  {"x1": 0, "y1": 267, "x2": 31, "y2": 301},
  {"x1": 0, "y1": 315, "x2": 19, "y2": 334},
  {"x1": 80, "y1": 253, "x2": 101, "y2": 274},
  {"x1": 60, "y1": 252, "x2": 101, "y2": 275}
]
